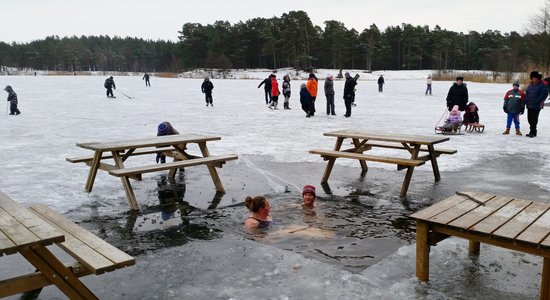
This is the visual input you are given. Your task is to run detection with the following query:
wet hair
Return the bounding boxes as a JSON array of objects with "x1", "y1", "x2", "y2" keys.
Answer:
[{"x1": 245, "y1": 196, "x2": 267, "y2": 213}]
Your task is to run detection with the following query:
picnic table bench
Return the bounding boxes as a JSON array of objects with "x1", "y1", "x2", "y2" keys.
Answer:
[
  {"x1": 309, "y1": 130, "x2": 456, "y2": 197},
  {"x1": 0, "y1": 191, "x2": 134, "y2": 299},
  {"x1": 411, "y1": 191, "x2": 550, "y2": 300},
  {"x1": 67, "y1": 133, "x2": 238, "y2": 210}
]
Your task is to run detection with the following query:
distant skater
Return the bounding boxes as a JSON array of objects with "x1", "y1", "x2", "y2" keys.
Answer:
[
  {"x1": 377, "y1": 75, "x2": 385, "y2": 92},
  {"x1": 104, "y1": 76, "x2": 116, "y2": 98},
  {"x1": 201, "y1": 77, "x2": 214, "y2": 106},
  {"x1": 425, "y1": 75, "x2": 432, "y2": 95},
  {"x1": 324, "y1": 75, "x2": 335, "y2": 115},
  {"x1": 143, "y1": 73, "x2": 151, "y2": 87},
  {"x1": 4, "y1": 85, "x2": 20, "y2": 115},
  {"x1": 258, "y1": 75, "x2": 272, "y2": 105},
  {"x1": 282, "y1": 75, "x2": 291, "y2": 110}
]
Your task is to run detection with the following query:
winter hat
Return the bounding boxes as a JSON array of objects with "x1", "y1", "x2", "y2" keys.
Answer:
[
  {"x1": 513, "y1": 81, "x2": 520, "y2": 87},
  {"x1": 451, "y1": 105, "x2": 459, "y2": 115},
  {"x1": 530, "y1": 71, "x2": 542, "y2": 80},
  {"x1": 344, "y1": 72, "x2": 350, "y2": 77},
  {"x1": 327, "y1": 74, "x2": 333, "y2": 80},
  {"x1": 157, "y1": 122, "x2": 170, "y2": 135},
  {"x1": 4, "y1": 85, "x2": 11, "y2": 91},
  {"x1": 302, "y1": 185, "x2": 316, "y2": 197},
  {"x1": 300, "y1": 83, "x2": 307, "y2": 89}
]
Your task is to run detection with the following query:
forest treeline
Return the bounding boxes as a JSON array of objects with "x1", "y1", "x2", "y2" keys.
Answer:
[{"x1": 1, "y1": 10, "x2": 549, "y2": 73}]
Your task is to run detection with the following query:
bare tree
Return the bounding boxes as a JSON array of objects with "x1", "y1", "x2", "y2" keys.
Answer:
[{"x1": 526, "y1": 0, "x2": 550, "y2": 70}]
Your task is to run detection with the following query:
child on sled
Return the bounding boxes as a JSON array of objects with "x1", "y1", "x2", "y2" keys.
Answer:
[{"x1": 439, "y1": 105, "x2": 462, "y2": 132}]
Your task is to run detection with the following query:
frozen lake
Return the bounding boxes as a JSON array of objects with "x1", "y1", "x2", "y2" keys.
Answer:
[{"x1": 0, "y1": 74, "x2": 549, "y2": 299}]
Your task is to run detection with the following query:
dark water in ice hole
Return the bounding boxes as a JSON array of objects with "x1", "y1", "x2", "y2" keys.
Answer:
[{"x1": 78, "y1": 174, "x2": 418, "y2": 273}]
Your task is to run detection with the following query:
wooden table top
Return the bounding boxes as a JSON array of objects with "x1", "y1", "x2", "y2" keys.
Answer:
[
  {"x1": 411, "y1": 191, "x2": 550, "y2": 248},
  {"x1": 0, "y1": 191, "x2": 64, "y2": 255},
  {"x1": 324, "y1": 130, "x2": 450, "y2": 145},
  {"x1": 76, "y1": 133, "x2": 221, "y2": 151}
]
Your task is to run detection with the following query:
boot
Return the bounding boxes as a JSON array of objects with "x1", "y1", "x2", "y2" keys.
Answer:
[
  {"x1": 515, "y1": 129, "x2": 522, "y2": 136},
  {"x1": 502, "y1": 128, "x2": 510, "y2": 135}
]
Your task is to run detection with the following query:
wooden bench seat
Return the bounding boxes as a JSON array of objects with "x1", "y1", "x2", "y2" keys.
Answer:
[
  {"x1": 355, "y1": 142, "x2": 457, "y2": 155},
  {"x1": 66, "y1": 147, "x2": 176, "y2": 163},
  {"x1": 108, "y1": 154, "x2": 238, "y2": 177},
  {"x1": 309, "y1": 149, "x2": 424, "y2": 167},
  {"x1": 28, "y1": 205, "x2": 135, "y2": 275}
]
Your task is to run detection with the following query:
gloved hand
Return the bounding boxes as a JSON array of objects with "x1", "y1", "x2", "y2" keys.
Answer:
[{"x1": 503, "y1": 107, "x2": 508, "y2": 113}]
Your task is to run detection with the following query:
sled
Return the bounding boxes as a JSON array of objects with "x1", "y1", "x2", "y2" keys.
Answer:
[
  {"x1": 464, "y1": 123, "x2": 485, "y2": 133},
  {"x1": 434, "y1": 108, "x2": 462, "y2": 135}
]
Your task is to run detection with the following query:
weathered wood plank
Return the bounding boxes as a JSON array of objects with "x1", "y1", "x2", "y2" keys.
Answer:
[
  {"x1": 30, "y1": 205, "x2": 135, "y2": 270},
  {"x1": 0, "y1": 230, "x2": 17, "y2": 255},
  {"x1": 109, "y1": 154, "x2": 238, "y2": 177},
  {"x1": 448, "y1": 195, "x2": 514, "y2": 229},
  {"x1": 66, "y1": 146, "x2": 176, "y2": 163},
  {"x1": 410, "y1": 195, "x2": 467, "y2": 220},
  {"x1": 516, "y1": 210, "x2": 550, "y2": 245},
  {"x1": 309, "y1": 149, "x2": 424, "y2": 166},
  {"x1": 471, "y1": 198, "x2": 532, "y2": 234},
  {"x1": 361, "y1": 141, "x2": 456, "y2": 155},
  {"x1": 323, "y1": 130, "x2": 449, "y2": 145},
  {"x1": 77, "y1": 134, "x2": 220, "y2": 151},
  {"x1": 0, "y1": 208, "x2": 41, "y2": 247},
  {"x1": 428, "y1": 192, "x2": 495, "y2": 225},
  {"x1": 492, "y1": 202, "x2": 550, "y2": 240}
]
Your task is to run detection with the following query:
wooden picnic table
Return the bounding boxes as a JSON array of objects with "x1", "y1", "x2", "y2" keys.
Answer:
[
  {"x1": 0, "y1": 191, "x2": 134, "y2": 299},
  {"x1": 309, "y1": 130, "x2": 455, "y2": 197},
  {"x1": 69, "y1": 133, "x2": 237, "y2": 210},
  {"x1": 411, "y1": 191, "x2": 550, "y2": 300}
]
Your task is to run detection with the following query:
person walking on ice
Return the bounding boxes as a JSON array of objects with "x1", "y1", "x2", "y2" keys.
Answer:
[
  {"x1": 201, "y1": 77, "x2": 214, "y2": 106},
  {"x1": 143, "y1": 73, "x2": 151, "y2": 87},
  {"x1": 4, "y1": 85, "x2": 20, "y2": 115},
  {"x1": 425, "y1": 74, "x2": 432, "y2": 95},
  {"x1": 377, "y1": 75, "x2": 385, "y2": 92},
  {"x1": 258, "y1": 75, "x2": 272, "y2": 105},
  {"x1": 502, "y1": 81, "x2": 525, "y2": 135},
  {"x1": 282, "y1": 75, "x2": 291, "y2": 110},
  {"x1": 324, "y1": 75, "x2": 336, "y2": 115},
  {"x1": 104, "y1": 76, "x2": 116, "y2": 98}
]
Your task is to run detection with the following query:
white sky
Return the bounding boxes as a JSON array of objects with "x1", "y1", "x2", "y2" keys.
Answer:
[{"x1": 1, "y1": 0, "x2": 547, "y2": 43}]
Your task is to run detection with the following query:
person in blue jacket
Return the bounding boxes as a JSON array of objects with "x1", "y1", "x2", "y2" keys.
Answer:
[{"x1": 524, "y1": 71, "x2": 549, "y2": 138}]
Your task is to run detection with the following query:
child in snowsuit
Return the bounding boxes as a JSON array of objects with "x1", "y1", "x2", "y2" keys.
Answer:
[
  {"x1": 502, "y1": 81, "x2": 525, "y2": 135},
  {"x1": 282, "y1": 75, "x2": 291, "y2": 110},
  {"x1": 201, "y1": 77, "x2": 214, "y2": 106},
  {"x1": 306, "y1": 73, "x2": 318, "y2": 116},
  {"x1": 441, "y1": 105, "x2": 462, "y2": 132},
  {"x1": 270, "y1": 75, "x2": 280, "y2": 109},
  {"x1": 462, "y1": 102, "x2": 479, "y2": 127},
  {"x1": 156, "y1": 122, "x2": 180, "y2": 163},
  {"x1": 300, "y1": 83, "x2": 312, "y2": 117},
  {"x1": 4, "y1": 85, "x2": 20, "y2": 115}
]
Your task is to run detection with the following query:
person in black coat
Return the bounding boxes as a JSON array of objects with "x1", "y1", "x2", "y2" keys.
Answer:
[
  {"x1": 446, "y1": 76, "x2": 468, "y2": 111},
  {"x1": 343, "y1": 72, "x2": 358, "y2": 117},
  {"x1": 104, "y1": 76, "x2": 116, "y2": 98},
  {"x1": 377, "y1": 75, "x2": 385, "y2": 92},
  {"x1": 258, "y1": 75, "x2": 272, "y2": 105},
  {"x1": 4, "y1": 85, "x2": 20, "y2": 115},
  {"x1": 201, "y1": 77, "x2": 214, "y2": 106},
  {"x1": 143, "y1": 73, "x2": 151, "y2": 87}
]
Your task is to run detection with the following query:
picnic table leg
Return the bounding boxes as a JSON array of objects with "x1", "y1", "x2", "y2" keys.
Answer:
[
  {"x1": 84, "y1": 151, "x2": 102, "y2": 192},
  {"x1": 321, "y1": 137, "x2": 344, "y2": 183},
  {"x1": 400, "y1": 144, "x2": 421, "y2": 197},
  {"x1": 20, "y1": 246, "x2": 98, "y2": 300},
  {"x1": 416, "y1": 220, "x2": 430, "y2": 282},
  {"x1": 112, "y1": 151, "x2": 139, "y2": 210},
  {"x1": 427, "y1": 145, "x2": 441, "y2": 182},
  {"x1": 468, "y1": 240, "x2": 481, "y2": 256},
  {"x1": 352, "y1": 138, "x2": 368, "y2": 173},
  {"x1": 198, "y1": 142, "x2": 225, "y2": 193},
  {"x1": 542, "y1": 257, "x2": 550, "y2": 300}
]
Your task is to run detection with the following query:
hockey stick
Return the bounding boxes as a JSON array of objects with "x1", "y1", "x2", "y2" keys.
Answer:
[{"x1": 117, "y1": 90, "x2": 133, "y2": 99}]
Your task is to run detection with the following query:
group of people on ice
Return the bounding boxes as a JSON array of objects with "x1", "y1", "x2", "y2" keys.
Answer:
[
  {"x1": 258, "y1": 74, "x2": 292, "y2": 110},
  {"x1": 440, "y1": 71, "x2": 548, "y2": 137}
]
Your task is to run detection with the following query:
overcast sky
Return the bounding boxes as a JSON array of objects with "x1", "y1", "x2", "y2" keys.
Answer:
[{"x1": 1, "y1": 0, "x2": 547, "y2": 43}]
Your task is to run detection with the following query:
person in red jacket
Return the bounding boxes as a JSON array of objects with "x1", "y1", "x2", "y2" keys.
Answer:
[
  {"x1": 270, "y1": 75, "x2": 280, "y2": 110},
  {"x1": 306, "y1": 73, "x2": 318, "y2": 116}
]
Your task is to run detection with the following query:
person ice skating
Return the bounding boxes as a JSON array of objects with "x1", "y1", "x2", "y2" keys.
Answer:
[
  {"x1": 324, "y1": 75, "x2": 336, "y2": 115},
  {"x1": 4, "y1": 85, "x2": 20, "y2": 115},
  {"x1": 343, "y1": 72, "x2": 358, "y2": 117},
  {"x1": 462, "y1": 102, "x2": 480, "y2": 128},
  {"x1": 440, "y1": 105, "x2": 462, "y2": 132},
  {"x1": 306, "y1": 73, "x2": 318, "y2": 116},
  {"x1": 201, "y1": 77, "x2": 214, "y2": 106},
  {"x1": 244, "y1": 196, "x2": 272, "y2": 230},
  {"x1": 502, "y1": 81, "x2": 525, "y2": 135},
  {"x1": 377, "y1": 75, "x2": 385, "y2": 92},
  {"x1": 300, "y1": 83, "x2": 312, "y2": 117},
  {"x1": 302, "y1": 185, "x2": 316, "y2": 209},
  {"x1": 425, "y1": 74, "x2": 432, "y2": 95},
  {"x1": 156, "y1": 122, "x2": 179, "y2": 163},
  {"x1": 524, "y1": 71, "x2": 549, "y2": 138},
  {"x1": 269, "y1": 75, "x2": 280, "y2": 109},
  {"x1": 258, "y1": 75, "x2": 272, "y2": 105},
  {"x1": 143, "y1": 73, "x2": 151, "y2": 87},
  {"x1": 282, "y1": 75, "x2": 291, "y2": 110},
  {"x1": 104, "y1": 76, "x2": 116, "y2": 98},
  {"x1": 446, "y1": 76, "x2": 468, "y2": 111}
]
